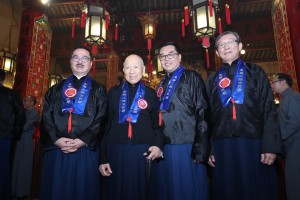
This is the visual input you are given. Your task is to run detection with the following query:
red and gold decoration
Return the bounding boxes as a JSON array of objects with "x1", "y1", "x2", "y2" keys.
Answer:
[
  {"x1": 272, "y1": 0, "x2": 298, "y2": 91},
  {"x1": 13, "y1": 14, "x2": 52, "y2": 111}
]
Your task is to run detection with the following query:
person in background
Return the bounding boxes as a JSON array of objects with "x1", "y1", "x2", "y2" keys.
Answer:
[
  {"x1": 99, "y1": 54, "x2": 164, "y2": 200},
  {"x1": 271, "y1": 73, "x2": 300, "y2": 200},
  {"x1": 40, "y1": 46, "x2": 107, "y2": 200},
  {"x1": 0, "y1": 69, "x2": 25, "y2": 200},
  {"x1": 155, "y1": 42, "x2": 210, "y2": 200},
  {"x1": 205, "y1": 31, "x2": 282, "y2": 200},
  {"x1": 12, "y1": 95, "x2": 40, "y2": 200}
]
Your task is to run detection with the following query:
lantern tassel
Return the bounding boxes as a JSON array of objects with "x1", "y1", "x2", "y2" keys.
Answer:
[
  {"x1": 115, "y1": 24, "x2": 118, "y2": 41},
  {"x1": 91, "y1": 44, "x2": 98, "y2": 55},
  {"x1": 148, "y1": 38, "x2": 152, "y2": 50},
  {"x1": 184, "y1": 6, "x2": 189, "y2": 26},
  {"x1": 205, "y1": 49, "x2": 210, "y2": 69},
  {"x1": 71, "y1": 19, "x2": 75, "y2": 38},
  {"x1": 225, "y1": 4, "x2": 231, "y2": 25},
  {"x1": 81, "y1": 11, "x2": 86, "y2": 28},
  {"x1": 218, "y1": 18, "x2": 223, "y2": 34},
  {"x1": 209, "y1": 0, "x2": 213, "y2": 17},
  {"x1": 181, "y1": 19, "x2": 185, "y2": 37}
]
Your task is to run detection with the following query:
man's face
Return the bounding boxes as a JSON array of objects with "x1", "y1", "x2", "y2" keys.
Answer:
[
  {"x1": 23, "y1": 96, "x2": 34, "y2": 110},
  {"x1": 216, "y1": 34, "x2": 242, "y2": 64},
  {"x1": 123, "y1": 55, "x2": 145, "y2": 85},
  {"x1": 158, "y1": 45, "x2": 181, "y2": 73},
  {"x1": 271, "y1": 75, "x2": 285, "y2": 94},
  {"x1": 70, "y1": 48, "x2": 92, "y2": 77}
]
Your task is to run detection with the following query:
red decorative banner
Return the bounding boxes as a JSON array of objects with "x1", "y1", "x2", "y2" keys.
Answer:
[
  {"x1": 27, "y1": 14, "x2": 52, "y2": 111},
  {"x1": 272, "y1": 0, "x2": 298, "y2": 91}
]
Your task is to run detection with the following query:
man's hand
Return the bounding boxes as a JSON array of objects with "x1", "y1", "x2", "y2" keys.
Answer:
[
  {"x1": 99, "y1": 163, "x2": 112, "y2": 176},
  {"x1": 261, "y1": 153, "x2": 276, "y2": 165},
  {"x1": 55, "y1": 137, "x2": 87, "y2": 153}
]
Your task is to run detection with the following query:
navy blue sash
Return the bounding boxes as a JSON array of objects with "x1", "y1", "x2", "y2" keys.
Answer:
[
  {"x1": 62, "y1": 76, "x2": 91, "y2": 115},
  {"x1": 215, "y1": 59, "x2": 246, "y2": 107},
  {"x1": 157, "y1": 66, "x2": 184, "y2": 111},
  {"x1": 119, "y1": 81, "x2": 145, "y2": 123}
]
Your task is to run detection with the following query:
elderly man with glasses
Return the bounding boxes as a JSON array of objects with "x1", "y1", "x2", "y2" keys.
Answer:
[
  {"x1": 40, "y1": 46, "x2": 107, "y2": 200},
  {"x1": 205, "y1": 31, "x2": 282, "y2": 200},
  {"x1": 153, "y1": 42, "x2": 210, "y2": 200}
]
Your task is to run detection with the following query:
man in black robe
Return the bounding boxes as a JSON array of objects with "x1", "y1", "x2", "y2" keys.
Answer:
[
  {"x1": 205, "y1": 31, "x2": 282, "y2": 200},
  {"x1": 40, "y1": 46, "x2": 107, "y2": 200}
]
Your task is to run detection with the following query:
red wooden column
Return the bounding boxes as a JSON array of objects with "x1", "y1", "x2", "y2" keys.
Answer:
[
  {"x1": 272, "y1": 0, "x2": 299, "y2": 91},
  {"x1": 14, "y1": 8, "x2": 52, "y2": 110},
  {"x1": 286, "y1": 0, "x2": 300, "y2": 91}
]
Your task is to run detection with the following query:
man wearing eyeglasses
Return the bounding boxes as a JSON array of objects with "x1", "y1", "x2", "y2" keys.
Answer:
[
  {"x1": 40, "y1": 46, "x2": 107, "y2": 199},
  {"x1": 271, "y1": 73, "x2": 300, "y2": 200},
  {"x1": 154, "y1": 42, "x2": 210, "y2": 200},
  {"x1": 205, "y1": 31, "x2": 282, "y2": 200}
]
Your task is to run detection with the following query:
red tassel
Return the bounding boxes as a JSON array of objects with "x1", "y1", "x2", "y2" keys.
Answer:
[
  {"x1": 68, "y1": 109, "x2": 73, "y2": 133},
  {"x1": 83, "y1": 42, "x2": 88, "y2": 47},
  {"x1": 105, "y1": 14, "x2": 109, "y2": 31},
  {"x1": 115, "y1": 24, "x2": 118, "y2": 41},
  {"x1": 72, "y1": 19, "x2": 75, "y2": 38},
  {"x1": 181, "y1": 19, "x2": 185, "y2": 37},
  {"x1": 147, "y1": 38, "x2": 152, "y2": 50},
  {"x1": 81, "y1": 11, "x2": 86, "y2": 28},
  {"x1": 92, "y1": 58, "x2": 96, "y2": 76},
  {"x1": 159, "y1": 111, "x2": 163, "y2": 126},
  {"x1": 202, "y1": 36, "x2": 210, "y2": 48},
  {"x1": 209, "y1": 0, "x2": 213, "y2": 17},
  {"x1": 91, "y1": 44, "x2": 98, "y2": 55},
  {"x1": 231, "y1": 98, "x2": 236, "y2": 120},
  {"x1": 184, "y1": 6, "x2": 189, "y2": 26},
  {"x1": 33, "y1": 127, "x2": 40, "y2": 138},
  {"x1": 218, "y1": 18, "x2": 223, "y2": 34},
  {"x1": 127, "y1": 117, "x2": 132, "y2": 139},
  {"x1": 225, "y1": 4, "x2": 231, "y2": 25},
  {"x1": 205, "y1": 49, "x2": 210, "y2": 69}
]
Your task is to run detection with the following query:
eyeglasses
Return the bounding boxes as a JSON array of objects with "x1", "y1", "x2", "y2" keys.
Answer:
[
  {"x1": 271, "y1": 79, "x2": 283, "y2": 85},
  {"x1": 217, "y1": 40, "x2": 238, "y2": 49},
  {"x1": 158, "y1": 53, "x2": 179, "y2": 61},
  {"x1": 71, "y1": 55, "x2": 91, "y2": 63}
]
